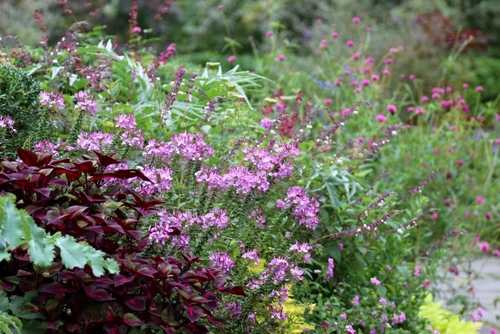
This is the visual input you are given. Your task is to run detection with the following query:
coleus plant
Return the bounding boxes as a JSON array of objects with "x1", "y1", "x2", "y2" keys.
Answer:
[{"x1": 0, "y1": 148, "x2": 244, "y2": 333}]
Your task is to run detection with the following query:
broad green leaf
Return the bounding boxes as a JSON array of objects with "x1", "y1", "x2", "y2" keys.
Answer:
[
  {"x1": 27, "y1": 223, "x2": 54, "y2": 268},
  {"x1": 54, "y1": 236, "x2": 90, "y2": 270},
  {"x1": 0, "y1": 195, "x2": 26, "y2": 250}
]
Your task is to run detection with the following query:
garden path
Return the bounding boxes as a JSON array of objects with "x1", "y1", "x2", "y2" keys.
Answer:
[{"x1": 472, "y1": 257, "x2": 500, "y2": 334}]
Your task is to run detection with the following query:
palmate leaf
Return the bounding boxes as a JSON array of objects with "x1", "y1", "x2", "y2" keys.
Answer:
[{"x1": 0, "y1": 195, "x2": 119, "y2": 276}]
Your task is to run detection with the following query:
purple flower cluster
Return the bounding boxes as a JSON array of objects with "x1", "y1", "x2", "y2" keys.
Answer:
[
  {"x1": 171, "y1": 133, "x2": 214, "y2": 161},
  {"x1": 76, "y1": 131, "x2": 114, "y2": 151},
  {"x1": 74, "y1": 91, "x2": 98, "y2": 115},
  {"x1": 135, "y1": 167, "x2": 173, "y2": 197},
  {"x1": 40, "y1": 90, "x2": 65, "y2": 110},
  {"x1": 248, "y1": 209, "x2": 266, "y2": 228},
  {"x1": 0, "y1": 115, "x2": 16, "y2": 134},
  {"x1": 326, "y1": 258, "x2": 334, "y2": 282},
  {"x1": 209, "y1": 252, "x2": 235, "y2": 273},
  {"x1": 277, "y1": 186, "x2": 320, "y2": 230},
  {"x1": 149, "y1": 209, "x2": 231, "y2": 246},
  {"x1": 195, "y1": 166, "x2": 270, "y2": 194},
  {"x1": 242, "y1": 249, "x2": 260, "y2": 264},
  {"x1": 114, "y1": 114, "x2": 137, "y2": 131},
  {"x1": 247, "y1": 257, "x2": 292, "y2": 289}
]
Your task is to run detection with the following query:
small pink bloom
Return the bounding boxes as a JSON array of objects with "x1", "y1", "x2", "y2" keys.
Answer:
[
  {"x1": 386, "y1": 104, "x2": 397, "y2": 114},
  {"x1": 370, "y1": 277, "x2": 381, "y2": 286},
  {"x1": 431, "y1": 213, "x2": 438, "y2": 220},
  {"x1": 352, "y1": 52, "x2": 361, "y2": 60},
  {"x1": 319, "y1": 39, "x2": 328, "y2": 48},
  {"x1": 357, "y1": 136, "x2": 365, "y2": 143},
  {"x1": 346, "y1": 40, "x2": 355, "y2": 47},
  {"x1": 266, "y1": 31, "x2": 273, "y2": 37},
  {"x1": 365, "y1": 57, "x2": 375, "y2": 64},
  {"x1": 217, "y1": 4, "x2": 224, "y2": 10},
  {"x1": 353, "y1": 87, "x2": 362, "y2": 94},
  {"x1": 277, "y1": 54, "x2": 286, "y2": 61},
  {"x1": 352, "y1": 17, "x2": 361, "y2": 23},
  {"x1": 476, "y1": 86, "x2": 483, "y2": 92},
  {"x1": 463, "y1": 83, "x2": 469, "y2": 89},
  {"x1": 331, "y1": 32, "x2": 338, "y2": 38},
  {"x1": 446, "y1": 86, "x2": 452, "y2": 93},
  {"x1": 382, "y1": 69, "x2": 391, "y2": 76},
  {"x1": 421, "y1": 96, "x2": 429, "y2": 103},
  {"x1": 371, "y1": 74, "x2": 379, "y2": 81},
  {"x1": 376, "y1": 114, "x2": 387, "y2": 123},
  {"x1": 409, "y1": 74, "x2": 415, "y2": 80},
  {"x1": 324, "y1": 98, "x2": 333, "y2": 105},
  {"x1": 492, "y1": 250, "x2": 500, "y2": 257},
  {"x1": 476, "y1": 196, "x2": 484, "y2": 204},
  {"x1": 131, "y1": 26, "x2": 142, "y2": 34},
  {"x1": 366, "y1": 26, "x2": 373, "y2": 32},
  {"x1": 384, "y1": 58, "x2": 393, "y2": 64},
  {"x1": 316, "y1": 18, "x2": 323, "y2": 24},
  {"x1": 227, "y1": 55, "x2": 236, "y2": 63},
  {"x1": 361, "y1": 79, "x2": 370, "y2": 86},
  {"x1": 480, "y1": 242, "x2": 489, "y2": 252},
  {"x1": 415, "y1": 106, "x2": 426, "y2": 115},
  {"x1": 432, "y1": 93, "x2": 441, "y2": 99}
]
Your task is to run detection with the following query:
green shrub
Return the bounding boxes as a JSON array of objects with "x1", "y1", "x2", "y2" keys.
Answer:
[{"x1": 0, "y1": 66, "x2": 41, "y2": 152}]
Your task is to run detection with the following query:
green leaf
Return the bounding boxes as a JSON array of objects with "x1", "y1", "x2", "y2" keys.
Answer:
[
  {"x1": 0, "y1": 195, "x2": 27, "y2": 250},
  {"x1": 54, "y1": 236, "x2": 88, "y2": 270},
  {"x1": 27, "y1": 224, "x2": 54, "y2": 268}
]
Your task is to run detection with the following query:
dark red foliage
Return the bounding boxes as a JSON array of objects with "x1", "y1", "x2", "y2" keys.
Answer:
[{"x1": 0, "y1": 149, "x2": 243, "y2": 333}]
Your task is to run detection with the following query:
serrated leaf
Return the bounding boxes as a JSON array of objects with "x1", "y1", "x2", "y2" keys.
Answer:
[
  {"x1": 0, "y1": 195, "x2": 27, "y2": 250},
  {"x1": 54, "y1": 236, "x2": 88, "y2": 270},
  {"x1": 27, "y1": 223, "x2": 55, "y2": 268}
]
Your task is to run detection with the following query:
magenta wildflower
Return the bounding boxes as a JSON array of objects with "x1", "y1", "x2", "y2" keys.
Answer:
[
  {"x1": 386, "y1": 104, "x2": 397, "y2": 114},
  {"x1": 277, "y1": 186, "x2": 320, "y2": 230},
  {"x1": 289, "y1": 241, "x2": 313, "y2": 253},
  {"x1": 40, "y1": 91, "x2": 65, "y2": 110},
  {"x1": 376, "y1": 114, "x2": 387, "y2": 123},
  {"x1": 380, "y1": 298, "x2": 387, "y2": 307},
  {"x1": 476, "y1": 195, "x2": 484, "y2": 204},
  {"x1": 227, "y1": 55, "x2": 236, "y2": 63},
  {"x1": 226, "y1": 301, "x2": 241, "y2": 318},
  {"x1": 74, "y1": 91, "x2": 98, "y2": 115},
  {"x1": 76, "y1": 131, "x2": 114, "y2": 151},
  {"x1": 290, "y1": 266, "x2": 304, "y2": 280},
  {"x1": 414, "y1": 265, "x2": 421, "y2": 277},
  {"x1": 371, "y1": 277, "x2": 381, "y2": 286},
  {"x1": 480, "y1": 242, "x2": 490, "y2": 252},
  {"x1": 266, "y1": 30, "x2": 273, "y2": 37},
  {"x1": 209, "y1": 252, "x2": 234, "y2": 273},
  {"x1": 346, "y1": 40, "x2": 355, "y2": 47},
  {"x1": 409, "y1": 74, "x2": 415, "y2": 80},
  {"x1": 353, "y1": 295, "x2": 360, "y2": 307},
  {"x1": 0, "y1": 115, "x2": 16, "y2": 133},
  {"x1": 261, "y1": 117, "x2": 273, "y2": 130},
  {"x1": 277, "y1": 54, "x2": 286, "y2": 61},
  {"x1": 114, "y1": 114, "x2": 137, "y2": 131},
  {"x1": 331, "y1": 32, "x2": 339, "y2": 38},
  {"x1": 135, "y1": 167, "x2": 173, "y2": 197},
  {"x1": 158, "y1": 43, "x2": 176, "y2": 64},
  {"x1": 319, "y1": 39, "x2": 328, "y2": 48},
  {"x1": 199, "y1": 209, "x2": 230, "y2": 229},
  {"x1": 382, "y1": 69, "x2": 391, "y2": 76},
  {"x1": 242, "y1": 249, "x2": 260, "y2": 264},
  {"x1": 326, "y1": 258, "x2": 334, "y2": 281},
  {"x1": 352, "y1": 16, "x2": 361, "y2": 23},
  {"x1": 171, "y1": 132, "x2": 214, "y2": 161},
  {"x1": 324, "y1": 98, "x2": 333, "y2": 105},
  {"x1": 476, "y1": 86, "x2": 484, "y2": 92}
]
